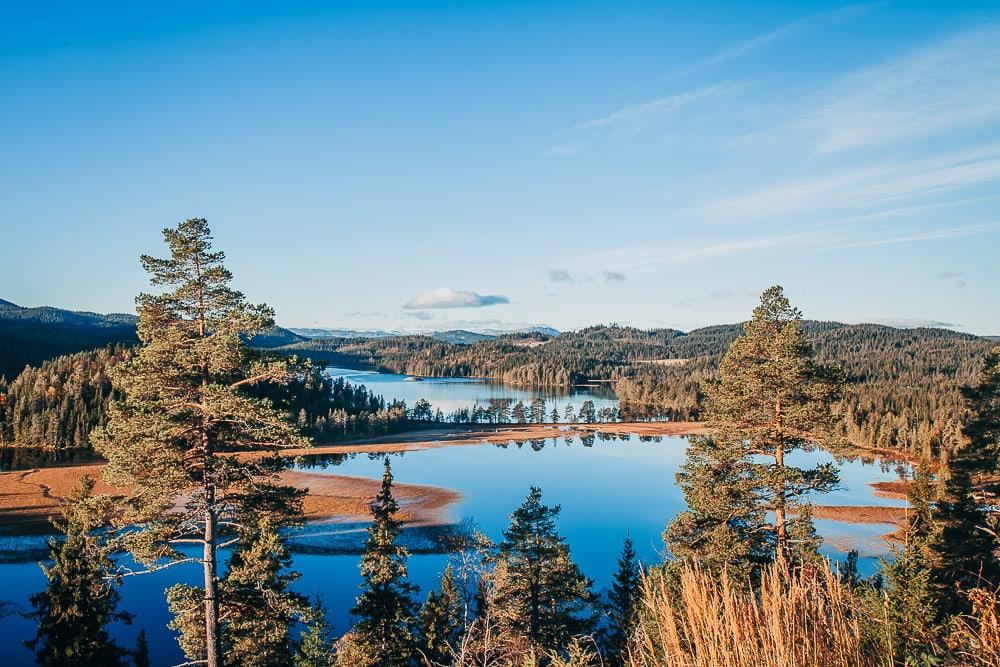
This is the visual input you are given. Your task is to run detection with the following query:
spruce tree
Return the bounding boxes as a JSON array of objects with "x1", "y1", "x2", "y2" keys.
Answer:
[
  {"x1": 419, "y1": 564, "x2": 463, "y2": 665},
  {"x1": 295, "y1": 597, "x2": 336, "y2": 667},
  {"x1": 880, "y1": 466, "x2": 942, "y2": 661},
  {"x1": 685, "y1": 286, "x2": 842, "y2": 565},
  {"x1": 491, "y1": 486, "x2": 595, "y2": 654},
  {"x1": 927, "y1": 346, "x2": 1000, "y2": 614},
  {"x1": 94, "y1": 219, "x2": 309, "y2": 667},
  {"x1": 222, "y1": 517, "x2": 306, "y2": 665},
  {"x1": 133, "y1": 629, "x2": 151, "y2": 667},
  {"x1": 351, "y1": 458, "x2": 419, "y2": 666},
  {"x1": 603, "y1": 536, "x2": 641, "y2": 665},
  {"x1": 26, "y1": 477, "x2": 131, "y2": 667}
]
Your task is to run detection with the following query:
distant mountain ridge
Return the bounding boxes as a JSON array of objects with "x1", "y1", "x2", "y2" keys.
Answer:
[
  {"x1": 0, "y1": 299, "x2": 305, "y2": 378},
  {"x1": 288, "y1": 326, "x2": 560, "y2": 343}
]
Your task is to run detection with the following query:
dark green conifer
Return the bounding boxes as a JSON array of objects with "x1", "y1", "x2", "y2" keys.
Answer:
[
  {"x1": 666, "y1": 434, "x2": 770, "y2": 581},
  {"x1": 880, "y1": 465, "x2": 942, "y2": 662},
  {"x1": 351, "y1": 458, "x2": 419, "y2": 666},
  {"x1": 26, "y1": 477, "x2": 131, "y2": 667},
  {"x1": 294, "y1": 597, "x2": 336, "y2": 667},
  {"x1": 133, "y1": 629, "x2": 150, "y2": 667},
  {"x1": 221, "y1": 518, "x2": 306, "y2": 666},
  {"x1": 928, "y1": 346, "x2": 1000, "y2": 614},
  {"x1": 491, "y1": 486, "x2": 595, "y2": 654},
  {"x1": 604, "y1": 536, "x2": 641, "y2": 665},
  {"x1": 419, "y1": 564, "x2": 463, "y2": 665}
]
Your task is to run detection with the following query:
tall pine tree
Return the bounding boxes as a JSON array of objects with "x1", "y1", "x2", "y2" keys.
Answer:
[
  {"x1": 351, "y1": 458, "x2": 419, "y2": 666},
  {"x1": 672, "y1": 286, "x2": 842, "y2": 568},
  {"x1": 26, "y1": 477, "x2": 131, "y2": 667},
  {"x1": 94, "y1": 219, "x2": 309, "y2": 667}
]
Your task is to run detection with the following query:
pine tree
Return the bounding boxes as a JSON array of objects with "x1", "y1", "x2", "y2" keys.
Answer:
[
  {"x1": 699, "y1": 286, "x2": 842, "y2": 564},
  {"x1": 295, "y1": 597, "x2": 336, "y2": 667},
  {"x1": 490, "y1": 486, "x2": 595, "y2": 654},
  {"x1": 93, "y1": 219, "x2": 310, "y2": 667},
  {"x1": 26, "y1": 477, "x2": 131, "y2": 667},
  {"x1": 419, "y1": 565, "x2": 463, "y2": 665},
  {"x1": 927, "y1": 346, "x2": 1000, "y2": 614},
  {"x1": 603, "y1": 536, "x2": 641, "y2": 665},
  {"x1": 351, "y1": 458, "x2": 419, "y2": 666},
  {"x1": 133, "y1": 629, "x2": 151, "y2": 667}
]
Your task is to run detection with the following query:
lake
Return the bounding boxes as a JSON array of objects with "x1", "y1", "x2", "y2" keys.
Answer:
[
  {"x1": 0, "y1": 372, "x2": 908, "y2": 666},
  {"x1": 324, "y1": 367, "x2": 620, "y2": 418}
]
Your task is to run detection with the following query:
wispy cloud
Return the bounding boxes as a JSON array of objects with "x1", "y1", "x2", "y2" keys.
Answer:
[
  {"x1": 802, "y1": 24, "x2": 1000, "y2": 154},
  {"x1": 668, "y1": 3, "x2": 877, "y2": 79},
  {"x1": 560, "y1": 232, "x2": 810, "y2": 276},
  {"x1": 830, "y1": 222, "x2": 1000, "y2": 249},
  {"x1": 403, "y1": 287, "x2": 510, "y2": 309},
  {"x1": 694, "y1": 143, "x2": 1000, "y2": 222},
  {"x1": 572, "y1": 81, "x2": 743, "y2": 141},
  {"x1": 552, "y1": 220, "x2": 998, "y2": 280},
  {"x1": 674, "y1": 288, "x2": 760, "y2": 308}
]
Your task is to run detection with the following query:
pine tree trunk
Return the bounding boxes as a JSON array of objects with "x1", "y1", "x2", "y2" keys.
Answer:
[
  {"x1": 204, "y1": 500, "x2": 220, "y2": 667},
  {"x1": 774, "y1": 397, "x2": 787, "y2": 563}
]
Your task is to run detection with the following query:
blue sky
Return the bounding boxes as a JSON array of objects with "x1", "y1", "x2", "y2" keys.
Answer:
[{"x1": 2, "y1": 1, "x2": 998, "y2": 334}]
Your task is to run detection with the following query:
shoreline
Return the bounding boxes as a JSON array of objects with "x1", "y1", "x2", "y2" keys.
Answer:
[{"x1": 0, "y1": 422, "x2": 906, "y2": 541}]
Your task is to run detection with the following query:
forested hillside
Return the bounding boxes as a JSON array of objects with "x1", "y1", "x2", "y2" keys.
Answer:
[
  {"x1": 0, "y1": 299, "x2": 138, "y2": 379},
  {"x1": 277, "y1": 322, "x2": 995, "y2": 458},
  {"x1": 0, "y1": 346, "x2": 410, "y2": 451}
]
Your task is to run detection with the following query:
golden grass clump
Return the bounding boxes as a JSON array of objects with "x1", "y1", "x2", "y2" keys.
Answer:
[{"x1": 629, "y1": 562, "x2": 874, "y2": 667}]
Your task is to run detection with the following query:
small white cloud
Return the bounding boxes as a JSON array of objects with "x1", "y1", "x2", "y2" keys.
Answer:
[
  {"x1": 544, "y1": 142, "x2": 584, "y2": 157},
  {"x1": 403, "y1": 287, "x2": 510, "y2": 310},
  {"x1": 546, "y1": 269, "x2": 575, "y2": 283},
  {"x1": 603, "y1": 271, "x2": 626, "y2": 283}
]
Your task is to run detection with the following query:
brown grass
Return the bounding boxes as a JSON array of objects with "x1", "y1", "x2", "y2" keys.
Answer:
[
  {"x1": 810, "y1": 504, "x2": 908, "y2": 526},
  {"x1": 630, "y1": 563, "x2": 878, "y2": 667}
]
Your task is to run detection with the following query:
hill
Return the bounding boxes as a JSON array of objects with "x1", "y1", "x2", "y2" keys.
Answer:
[{"x1": 0, "y1": 299, "x2": 305, "y2": 378}]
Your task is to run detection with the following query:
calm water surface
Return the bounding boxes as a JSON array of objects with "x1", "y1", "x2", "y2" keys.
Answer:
[{"x1": 0, "y1": 372, "x2": 907, "y2": 666}]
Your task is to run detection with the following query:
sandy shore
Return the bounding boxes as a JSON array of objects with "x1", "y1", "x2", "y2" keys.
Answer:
[
  {"x1": 241, "y1": 421, "x2": 709, "y2": 460},
  {"x1": 281, "y1": 471, "x2": 460, "y2": 525},
  {"x1": 0, "y1": 462, "x2": 461, "y2": 530}
]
